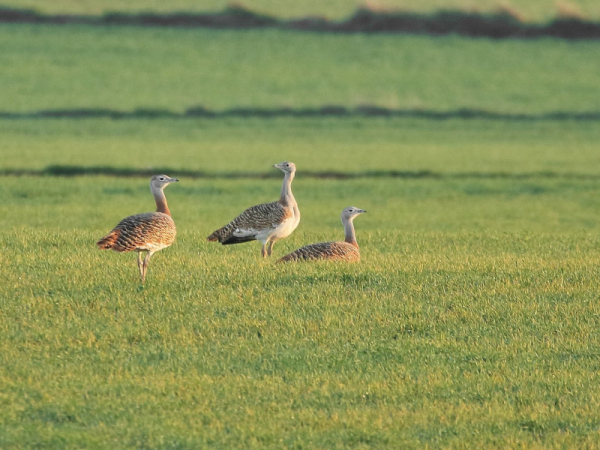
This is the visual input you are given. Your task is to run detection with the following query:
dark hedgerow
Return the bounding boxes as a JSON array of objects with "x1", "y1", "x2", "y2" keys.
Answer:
[
  {"x1": 0, "y1": 5, "x2": 599, "y2": 39},
  {"x1": 0, "y1": 106, "x2": 599, "y2": 121}
]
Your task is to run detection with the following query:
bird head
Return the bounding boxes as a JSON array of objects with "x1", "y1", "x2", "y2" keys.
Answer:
[
  {"x1": 341, "y1": 206, "x2": 367, "y2": 223},
  {"x1": 150, "y1": 174, "x2": 179, "y2": 191},
  {"x1": 273, "y1": 162, "x2": 296, "y2": 174}
]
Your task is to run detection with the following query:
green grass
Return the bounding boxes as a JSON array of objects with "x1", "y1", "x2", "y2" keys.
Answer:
[
  {"x1": 1, "y1": 25, "x2": 599, "y2": 114},
  {"x1": 2, "y1": 173, "x2": 600, "y2": 448},
  {"x1": 4, "y1": 174, "x2": 600, "y2": 233},
  {"x1": 2, "y1": 117, "x2": 600, "y2": 447},
  {"x1": 5, "y1": 0, "x2": 600, "y2": 22},
  {"x1": 2, "y1": 117, "x2": 600, "y2": 175},
  {"x1": 4, "y1": 8, "x2": 600, "y2": 446}
]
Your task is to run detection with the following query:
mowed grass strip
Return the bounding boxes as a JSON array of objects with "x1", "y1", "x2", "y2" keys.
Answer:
[
  {"x1": 3, "y1": 176, "x2": 600, "y2": 234},
  {"x1": 2, "y1": 175, "x2": 600, "y2": 447},
  {"x1": 1, "y1": 25, "x2": 599, "y2": 113},
  {"x1": 2, "y1": 117, "x2": 600, "y2": 176},
  {"x1": 5, "y1": 0, "x2": 600, "y2": 22}
]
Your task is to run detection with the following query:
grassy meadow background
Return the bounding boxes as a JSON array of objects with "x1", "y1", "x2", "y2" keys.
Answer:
[{"x1": 2, "y1": 0, "x2": 600, "y2": 448}]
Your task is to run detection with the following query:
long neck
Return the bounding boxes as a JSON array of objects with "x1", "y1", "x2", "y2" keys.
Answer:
[
  {"x1": 278, "y1": 171, "x2": 296, "y2": 206},
  {"x1": 152, "y1": 185, "x2": 170, "y2": 216},
  {"x1": 343, "y1": 217, "x2": 358, "y2": 247}
]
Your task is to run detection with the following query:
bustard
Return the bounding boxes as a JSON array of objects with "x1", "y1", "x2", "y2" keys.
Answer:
[
  {"x1": 207, "y1": 162, "x2": 300, "y2": 257},
  {"x1": 278, "y1": 206, "x2": 366, "y2": 263},
  {"x1": 96, "y1": 174, "x2": 179, "y2": 282}
]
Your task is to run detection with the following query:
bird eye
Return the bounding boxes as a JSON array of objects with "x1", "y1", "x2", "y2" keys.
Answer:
[{"x1": 159, "y1": 177, "x2": 165, "y2": 181}]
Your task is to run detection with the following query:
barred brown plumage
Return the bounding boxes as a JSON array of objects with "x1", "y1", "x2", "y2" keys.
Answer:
[
  {"x1": 278, "y1": 206, "x2": 366, "y2": 263},
  {"x1": 278, "y1": 241, "x2": 360, "y2": 262},
  {"x1": 97, "y1": 213, "x2": 176, "y2": 252},
  {"x1": 207, "y1": 162, "x2": 300, "y2": 258},
  {"x1": 207, "y1": 202, "x2": 291, "y2": 244},
  {"x1": 96, "y1": 174, "x2": 179, "y2": 282}
]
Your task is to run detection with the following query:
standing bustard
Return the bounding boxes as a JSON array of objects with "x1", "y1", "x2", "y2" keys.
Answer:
[
  {"x1": 96, "y1": 174, "x2": 179, "y2": 282},
  {"x1": 207, "y1": 162, "x2": 300, "y2": 257},
  {"x1": 278, "y1": 206, "x2": 366, "y2": 263}
]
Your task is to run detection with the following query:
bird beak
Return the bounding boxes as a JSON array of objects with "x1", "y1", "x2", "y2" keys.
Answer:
[
  {"x1": 273, "y1": 164, "x2": 280, "y2": 169},
  {"x1": 172, "y1": 178, "x2": 179, "y2": 182},
  {"x1": 359, "y1": 209, "x2": 367, "y2": 214}
]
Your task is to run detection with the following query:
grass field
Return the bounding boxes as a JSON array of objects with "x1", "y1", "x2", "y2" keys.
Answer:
[
  {"x1": 2, "y1": 117, "x2": 600, "y2": 175},
  {"x1": 3, "y1": 116, "x2": 600, "y2": 447},
  {"x1": 3, "y1": 224, "x2": 600, "y2": 448},
  {"x1": 3, "y1": 177, "x2": 600, "y2": 448},
  {"x1": 3, "y1": 3, "x2": 600, "y2": 446},
  {"x1": 1, "y1": 26, "x2": 599, "y2": 114},
  {"x1": 5, "y1": 0, "x2": 600, "y2": 21}
]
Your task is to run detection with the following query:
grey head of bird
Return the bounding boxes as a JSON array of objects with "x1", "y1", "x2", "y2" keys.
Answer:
[
  {"x1": 150, "y1": 174, "x2": 179, "y2": 191},
  {"x1": 341, "y1": 206, "x2": 367, "y2": 223},
  {"x1": 273, "y1": 162, "x2": 296, "y2": 174}
]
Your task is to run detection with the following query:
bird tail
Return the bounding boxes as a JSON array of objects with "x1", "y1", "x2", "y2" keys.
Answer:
[
  {"x1": 207, "y1": 226, "x2": 235, "y2": 243},
  {"x1": 206, "y1": 229, "x2": 222, "y2": 242},
  {"x1": 96, "y1": 230, "x2": 119, "y2": 250},
  {"x1": 221, "y1": 235, "x2": 255, "y2": 245},
  {"x1": 276, "y1": 252, "x2": 296, "y2": 263}
]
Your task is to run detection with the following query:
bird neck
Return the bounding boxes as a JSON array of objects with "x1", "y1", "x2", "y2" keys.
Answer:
[
  {"x1": 152, "y1": 185, "x2": 171, "y2": 216},
  {"x1": 343, "y1": 217, "x2": 358, "y2": 248},
  {"x1": 278, "y1": 171, "x2": 296, "y2": 207}
]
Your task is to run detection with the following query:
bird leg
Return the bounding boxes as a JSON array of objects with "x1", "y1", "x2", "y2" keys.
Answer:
[
  {"x1": 137, "y1": 251, "x2": 144, "y2": 281},
  {"x1": 261, "y1": 243, "x2": 267, "y2": 258},
  {"x1": 267, "y1": 241, "x2": 274, "y2": 257},
  {"x1": 141, "y1": 252, "x2": 153, "y2": 283}
]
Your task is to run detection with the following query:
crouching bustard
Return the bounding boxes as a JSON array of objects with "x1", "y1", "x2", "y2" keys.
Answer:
[
  {"x1": 278, "y1": 206, "x2": 366, "y2": 263},
  {"x1": 97, "y1": 175, "x2": 179, "y2": 282},
  {"x1": 207, "y1": 162, "x2": 300, "y2": 257}
]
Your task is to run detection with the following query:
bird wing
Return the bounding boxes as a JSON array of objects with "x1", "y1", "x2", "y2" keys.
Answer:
[
  {"x1": 209, "y1": 201, "x2": 292, "y2": 243},
  {"x1": 233, "y1": 202, "x2": 290, "y2": 235},
  {"x1": 278, "y1": 241, "x2": 360, "y2": 262},
  {"x1": 109, "y1": 212, "x2": 176, "y2": 252}
]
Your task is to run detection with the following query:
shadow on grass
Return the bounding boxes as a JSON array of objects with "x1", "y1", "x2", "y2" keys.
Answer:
[
  {"x1": 4, "y1": 166, "x2": 600, "y2": 181},
  {"x1": 1, "y1": 5, "x2": 600, "y2": 39},
  {"x1": 0, "y1": 106, "x2": 599, "y2": 121}
]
